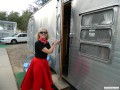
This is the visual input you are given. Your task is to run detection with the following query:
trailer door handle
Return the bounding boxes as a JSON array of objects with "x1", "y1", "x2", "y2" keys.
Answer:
[{"x1": 69, "y1": 32, "x2": 74, "y2": 37}]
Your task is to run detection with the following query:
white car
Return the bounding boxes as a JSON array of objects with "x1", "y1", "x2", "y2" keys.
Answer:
[{"x1": 0, "y1": 33, "x2": 27, "y2": 44}]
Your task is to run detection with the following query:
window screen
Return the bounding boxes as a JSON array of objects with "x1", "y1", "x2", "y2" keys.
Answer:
[
  {"x1": 80, "y1": 29, "x2": 111, "y2": 43},
  {"x1": 80, "y1": 43, "x2": 110, "y2": 60},
  {"x1": 81, "y1": 9, "x2": 114, "y2": 26}
]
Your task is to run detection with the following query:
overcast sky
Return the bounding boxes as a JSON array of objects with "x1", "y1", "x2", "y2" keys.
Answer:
[{"x1": 0, "y1": 0, "x2": 36, "y2": 14}]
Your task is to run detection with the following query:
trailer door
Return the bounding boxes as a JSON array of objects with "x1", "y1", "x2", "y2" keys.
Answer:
[{"x1": 55, "y1": 0, "x2": 64, "y2": 78}]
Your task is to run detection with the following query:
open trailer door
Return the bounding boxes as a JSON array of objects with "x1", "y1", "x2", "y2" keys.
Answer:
[{"x1": 55, "y1": 0, "x2": 64, "y2": 79}]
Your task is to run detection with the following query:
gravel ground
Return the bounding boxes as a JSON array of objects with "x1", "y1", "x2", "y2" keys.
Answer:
[{"x1": 6, "y1": 43, "x2": 33, "y2": 74}]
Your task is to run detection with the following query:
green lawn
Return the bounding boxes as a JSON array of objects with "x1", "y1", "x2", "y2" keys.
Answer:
[
  {"x1": 15, "y1": 72, "x2": 25, "y2": 90},
  {"x1": 0, "y1": 44, "x2": 9, "y2": 48}
]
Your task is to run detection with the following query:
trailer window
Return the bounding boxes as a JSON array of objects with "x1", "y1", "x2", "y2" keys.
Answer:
[
  {"x1": 79, "y1": 8, "x2": 116, "y2": 62},
  {"x1": 80, "y1": 29, "x2": 111, "y2": 43},
  {"x1": 80, "y1": 43, "x2": 110, "y2": 60},
  {"x1": 81, "y1": 9, "x2": 114, "y2": 26}
]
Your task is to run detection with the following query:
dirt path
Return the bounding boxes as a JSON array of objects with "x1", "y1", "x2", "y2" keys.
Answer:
[{"x1": 6, "y1": 43, "x2": 33, "y2": 74}]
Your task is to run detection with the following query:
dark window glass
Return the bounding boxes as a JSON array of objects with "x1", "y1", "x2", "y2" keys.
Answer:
[
  {"x1": 18, "y1": 34, "x2": 27, "y2": 37},
  {"x1": 80, "y1": 43, "x2": 110, "y2": 60},
  {"x1": 80, "y1": 29, "x2": 111, "y2": 43}
]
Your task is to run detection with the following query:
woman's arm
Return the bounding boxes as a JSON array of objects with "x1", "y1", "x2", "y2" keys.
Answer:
[{"x1": 41, "y1": 39, "x2": 59, "y2": 54}]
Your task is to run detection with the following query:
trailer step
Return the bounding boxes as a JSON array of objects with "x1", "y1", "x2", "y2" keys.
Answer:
[{"x1": 52, "y1": 74, "x2": 70, "y2": 90}]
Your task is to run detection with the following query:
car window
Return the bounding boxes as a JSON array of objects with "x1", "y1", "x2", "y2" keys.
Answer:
[
  {"x1": 18, "y1": 34, "x2": 27, "y2": 37},
  {"x1": 11, "y1": 34, "x2": 17, "y2": 37},
  {"x1": 23, "y1": 34, "x2": 27, "y2": 37}
]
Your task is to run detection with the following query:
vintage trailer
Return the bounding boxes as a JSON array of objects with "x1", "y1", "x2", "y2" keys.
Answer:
[
  {"x1": 0, "y1": 20, "x2": 17, "y2": 39},
  {"x1": 27, "y1": 0, "x2": 120, "y2": 89}
]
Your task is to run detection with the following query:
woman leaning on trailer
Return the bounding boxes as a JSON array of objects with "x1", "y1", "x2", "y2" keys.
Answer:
[{"x1": 21, "y1": 28, "x2": 59, "y2": 90}]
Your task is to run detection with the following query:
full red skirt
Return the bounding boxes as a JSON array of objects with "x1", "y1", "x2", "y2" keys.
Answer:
[{"x1": 21, "y1": 57, "x2": 53, "y2": 90}]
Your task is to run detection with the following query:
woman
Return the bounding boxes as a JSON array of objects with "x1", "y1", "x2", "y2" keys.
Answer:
[{"x1": 21, "y1": 28, "x2": 59, "y2": 90}]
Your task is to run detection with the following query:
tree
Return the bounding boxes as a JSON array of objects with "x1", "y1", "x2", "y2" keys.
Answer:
[
  {"x1": 19, "y1": 10, "x2": 32, "y2": 32},
  {"x1": 28, "y1": 4, "x2": 39, "y2": 13},
  {"x1": 0, "y1": 11, "x2": 7, "y2": 20},
  {"x1": 35, "y1": 0, "x2": 49, "y2": 6},
  {"x1": 7, "y1": 11, "x2": 20, "y2": 22},
  {"x1": 0, "y1": 10, "x2": 32, "y2": 32},
  {"x1": 0, "y1": 0, "x2": 36, "y2": 32}
]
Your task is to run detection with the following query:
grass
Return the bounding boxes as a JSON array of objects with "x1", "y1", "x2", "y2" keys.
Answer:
[
  {"x1": 0, "y1": 44, "x2": 9, "y2": 48},
  {"x1": 15, "y1": 72, "x2": 25, "y2": 90}
]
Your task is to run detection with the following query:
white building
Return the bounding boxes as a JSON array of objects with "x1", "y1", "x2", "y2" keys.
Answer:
[{"x1": 0, "y1": 20, "x2": 17, "y2": 39}]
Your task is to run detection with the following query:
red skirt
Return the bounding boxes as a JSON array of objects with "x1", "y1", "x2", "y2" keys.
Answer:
[{"x1": 21, "y1": 57, "x2": 53, "y2": 90}]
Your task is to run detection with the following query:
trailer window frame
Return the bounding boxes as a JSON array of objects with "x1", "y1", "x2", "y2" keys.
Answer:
[
  {"x1": 81, "y1": 9, "x2": 114, "y2": 26},
  {"x1": 79, "y1": 7, "x2": 117, "y2": 63}
]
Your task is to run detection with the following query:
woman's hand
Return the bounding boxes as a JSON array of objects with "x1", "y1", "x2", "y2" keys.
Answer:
[
  {"x1": 53, "y1": 39, "x2": 60, "y2": 46},
  {"x1": 42, "y1": 39, "x2": 59, "y2": 54}
]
